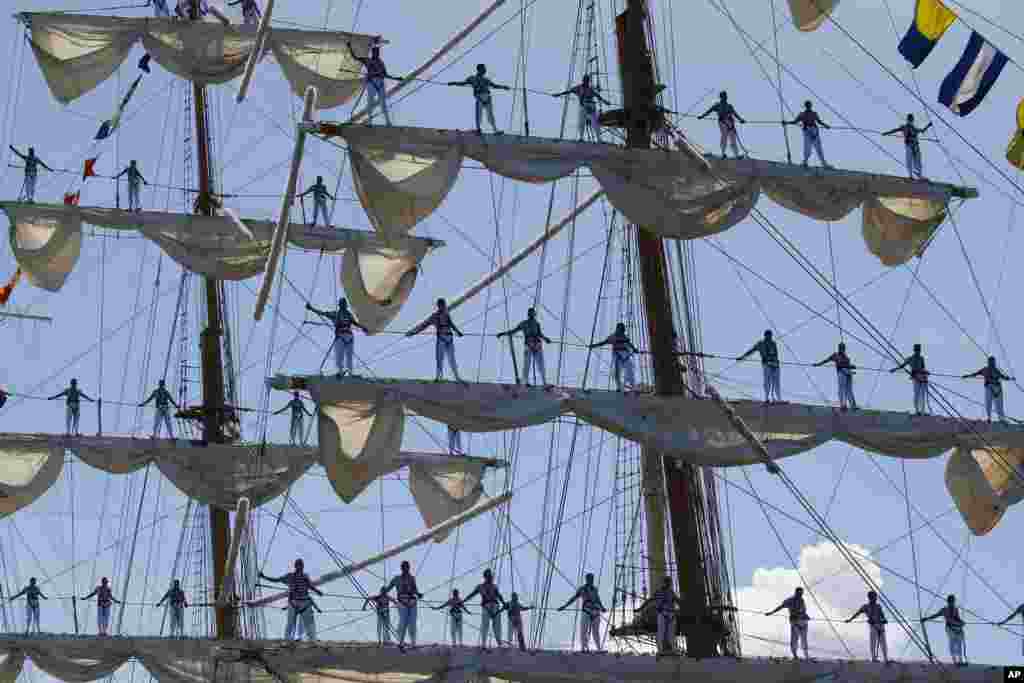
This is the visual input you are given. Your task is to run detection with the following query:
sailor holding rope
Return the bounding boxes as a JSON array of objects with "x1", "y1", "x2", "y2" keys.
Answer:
[
  {"x1": 81, "y1": 578, "x2": 120, "y2": 636},
  {"x1": 348, "y1": 39, "x2": 395, "y2": 126},
  {"x1": 114, "y1": 160, "x2": 148, "y2": 212},
  {"x1": 699, "y1": 91, "x2": 747, "y2": 159},
  {"x1": 890, "y1": 344, "x2": 929, "y2": 415},
  {"x1": 10, "y1": 146, "x2": 53, "y2": 203},
  {"x1": 845, "y1": 590, "x2": 889, "y2": 664},
  {"x1": 386, "y1": 560, "x2": 424, "y2": 650},
  {"x1": 783, "y1": 101, "x2": 832, "y2": 169},
  {"x1": 260, "y1": 559, "x2": 324, "y2": 641},
  {"x1": 738, "y1": 330, "x2": 782, "y2": 404},
  {"x1": 883, "y1": 114, "x2": 931, "y2": 179},
  {"x1": 274, "y1": 391, "x2": 314, "y2": 445},
  {"x1": 962, "y1": 356, "x2": 1014, "y2": 422},
  {"x1": 922, "y1": 594, "x2": 967, "y2": 666},
  {"x1": 156, "y1": 579, "x2": 188, "y2": 638},
  {"x1": 497, "y1": 308, "x2": 553, "y2": 387},
  {"x1": 139, "y1": 379, "x2": 179, "y2": 439},
  {"x1": 501, "y1": 592, "x2": 534, "y2": 652},
  {"x1": 590, "y1": 323, "x2": 640, "y2": 392},
  {"x1": 307, "y1": 297, "x2": 369, "y2": 378},
  {"x1": 364, "y1": 586, "x2": 396, "y2": 644},
  {"x1": 434, "y1": 588, "x2": 471, "y2": 647},
  {"x1": 552, "y1": 75, "x2": 611, "y2": 140},
  {"x1": 558, "y1": 572, "x2": 607, "y2": 653},
  {"x1": 48, "y1": 378, "x2": 94, "y2": 436},
  {"x1": 10, "y1": 578, "x2": 47, "y2": 635},
  {"x1": 814, "y1": 342, "x2": 857, "y2": 411},
  {"x1": 448, "y1": 65, "x2": 511, "y2": 135},
  {"x1": 638, "y1": 576, "x2": 684, "y2": 655},
  {"x1": 407, "y1": 298, "x2": 466, "y2": 383},
  {"x1": 299, "y1": 176, "x2": 335, "y2": 228},
  {"x1": 765, "y1": 587, "x2": 810, "y2": 660},
  {"x1": 464, "y1": 568, "x2": 507, "y2": 650}
]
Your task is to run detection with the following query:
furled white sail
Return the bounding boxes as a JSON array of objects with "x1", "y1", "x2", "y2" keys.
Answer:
[
  {"x1": 787, "y1": 0, "x2": 840, "y2": 31},
  {"x1": 0, "y1": 203, "x2": 440, "y2": 332},
  {"x1": 945, "y1": 447, "x2": 1024, "y2": 535},
  {"x1": 318, "y1": 125, "x2": 971, "y2": 266},
  {"x1": 17, "y1": 13, "x2": 376, "y2": 108},
  {"x1": 0, "y1": 434, "x2": 65, "y2": 517}
]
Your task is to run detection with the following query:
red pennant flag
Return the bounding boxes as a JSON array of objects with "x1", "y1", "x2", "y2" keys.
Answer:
[
  {"x1": 82, "y1": 158, "x2": 98, "y2": 180},
  {"x1": 63, "y1": 191, "x2": 80, "y2": 206},
  {"x1": 0, "y1": 269, "x2": 22, "y2": 305}
]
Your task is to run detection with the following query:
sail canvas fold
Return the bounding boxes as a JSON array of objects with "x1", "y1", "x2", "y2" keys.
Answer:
[
  {"x1": 945, "y1": 446, "x2": 1024, "y2": 535},
  {"x1": 787, "y1": 0, "x2": 840, "y2": 32},
  {"x1": 0, "y1": 435, "x2": 65, "y2": 517}
]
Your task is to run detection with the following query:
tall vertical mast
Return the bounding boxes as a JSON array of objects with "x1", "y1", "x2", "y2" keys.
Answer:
[
  {"x1": 189, "y1": 0, "x2": 235, "y2": 640},
  {"x1": 617, "y1": 0, "x2": 714, "y2": 657}
]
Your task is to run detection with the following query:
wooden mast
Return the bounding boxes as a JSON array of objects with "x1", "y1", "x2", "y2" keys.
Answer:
[
  {"x1": 189, "y1": 0, "x2": 235, "y2": 640},
  {"x1": 617, "y1": 0, "x2": 715, "y2": 657}
]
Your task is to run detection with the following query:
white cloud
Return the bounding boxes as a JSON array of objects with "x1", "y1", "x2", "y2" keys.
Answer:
[{"x1": 734, "y1": 540, "x2": 909, "y2": 660}]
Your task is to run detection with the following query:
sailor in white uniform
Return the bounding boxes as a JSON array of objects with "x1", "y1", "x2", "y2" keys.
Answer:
[
  {"x1": 784, "y1": 101, "x2": 832, "y2": 168},
  {"x1": 307, "y1": 297, "x2": 369, "y2": 377},
  {"x1": 10, "y1": 146, "x2": 53, "y2": 203},
  {"x1": 883, "y1": 114, "x2": 931, "y2": 179},
  {"x1": 638, "y1": 576, "x2": 684, "y2": 655},
  {"x1": 448, "y1": 65, "x2": 511, "y2": 135},
  {"x1": 464, "y1": 569, "x2": 506, "y2": 650},
  {"x1": 139, "y1": 379, "x2": 179, "y2": 439},
  {"x1": 448, "y1": 426, "x2": 463, "y2": 455},
  {"x1": 156, "y1": 579, "x2": 188, "y2": 638},
  {"x1": 82, "y1": 578, "x2": 120, "y2": 636},
  {"x1": 922, "y1": 594, "x2": 967, "y2": 665},
  {"x1": 299, "y1": 176, "x2": 335, "y2": 227},
  {"x1": 962, "y1": 356, "x2": 1014, "y2": 422},
  {"x1": 996, "y1": 603, "x2": 1024, "y2": 657},
  {"x1": 433, "y1": 588, "x2": 471, "y2": 647},
  {"x1": 552, "y1": 75, "x2": 611, "y2": 139},
  {"x1": 274, "y1": 391, "x2": 314, "y2": 445},
  {"x1": 698, "y1": 91, "x2": 747, "y2": 159},
  {"x1": 114, "y1": 160, "x2": 148, "y2": 212},
  {"x1": 890, "y1": 344, "x2": 929, "y2": 415},
  {"x1": 502, "y1": 592, "x2": 534, "y2": 651},
  {"x1": 497, "y1": 308, "x2": 553, "y2": 387},
  {"x1": 227, "y1": 0, "x2": 260, "y2": 25},
  {"x1": 590, "y1": 323, "x2": 640, "y2": 392},
  {"x1": 364, "y1": 586, "x2": 395, "y2": 644},
  {"x1": 845, "y1": 590, "x2": 889, "y2": 663},
  {"x1": 739, "y1": 330, "x2": 782, "y2": 404},
  {"x1": 558, "y1": 572, "x2": 607, "y2": 653},
  {"x1": 10, "y1": 578, "x2": 47, "y2": 635},
  {"x1": 765, "y1": 587, "x2": 809, "y2": 660},
  {"x1": 814, "y1": 342, "x2": 857, "y2": 410},
  {"x1": 386, "y1": 560, "x2": 424, "y2": 649},
  {"x1": 48, "y1": 378, "x2": 95, "y2": 436},
  {"x1": 260, "y1": 559, "x2": 324, "y2": 641},
  {"x1": 348, "y1": 40, "x2": 395, "y2": 126},
  {"x1": 407, "y1": 298, "x2": 466, "y2": 383}
]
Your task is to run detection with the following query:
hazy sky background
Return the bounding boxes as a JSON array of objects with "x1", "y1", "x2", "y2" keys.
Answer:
[{"x1": 0, "y1": 0, "x2": 1022, "y2": 675}]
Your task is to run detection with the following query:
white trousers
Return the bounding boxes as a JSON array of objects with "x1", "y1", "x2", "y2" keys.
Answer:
[
  {"x1": 98, "y1": 604, "x2": 111, "y2": 635},
  {"x1": 481, "y1": 606, "x2": 502, "y2": 648},
  {"x1": 837, "y1": 370, "x2": 856, "y2": 409},
  {"x1": 763, "y1": 364, "x2": 781, "y2": 402},
  {"x1": 66, "y1": 404, "x2": 81, "y2": 435},
  {"x1": 579, "y1": 102, "x2": 600, "y2": 138},
  {"x1": 913, "y1": 378, "x2": 929, "y2": 414},
  {"x1": 509, "y1": 615, "x2": 527, "y2": 650},
  {"x1": 790, "y1": 620, "x2": 808, "y2": 658},
  {"x1": 985, "y1": 384, "x2": 1005, "y2": 421},
  {"x1": 657, "y1": 611, "x2": 675, "y2": 652},
  {"x1": 580, "y1": 610, "x2": 601, "y2": 651},
  {"x1": 168, "y1": 605, "x2": 184, "y2": 637},
  {"x1": 366, "y1": 78, "x2": 393, "y2": 126},
  {"x1": 335, "y1": 334, "x2": 354, "y2": 375},
  {"x1": 523, "y1": 345, "x2": 546, "y2": 385},
  {"x1": 377, "y1": 613, "x2": 391, "y2": 644},
  {"x1": 153, "y1": 406, "x2": 174, "y2": 438},
  {"x1": 285, "y1": 599, "x2": 316, "y2": 640},
  {"x1": 947, "y1": 626, "x2": 965, "y2": 663},
  {"x1": 906, "y1": 144, "x2": 923, "y2": 178},
  {"x1": 802, "y1": 128, "x2": 826, "y2": 166},
  {"x1": 719, "y1": 121, "x2": 740, "y2": 157},
  {"x1": 475, "y1": 94, "x2": 499, "y2": 133},
  {"x1": 449, "y1": 614, "x2": 463, "y2": 646},
  {"x1": 436, "y1": 336, "x2": 462, "y2": 381},
  {"x1": 613, "y1": 350, "x2": 636, "y2": 391},
  {"x1": 128, "y1": 182, "x2": 141, "y2": 211},
  {"x1": 23, "y1": 172, "x2": 37, "y2": 202},
  {"x1": 312, "y1": 196, "x2": 329, "y2": 226},
  {"x1": 25, "y1": 604, "x2": 40, "y2": 634},
  {"x1": 290, "y1": 415, "x2": 305, "y2": 445},
  {"x1": 448, "y1": 427, "x2": 462, "y2": 454},
  {"x1": 396, "y1": 603, "x2": 417, "y2": 646},
  {"x1": 869, "y1": 624, "x2": 888, "y2": 662}
]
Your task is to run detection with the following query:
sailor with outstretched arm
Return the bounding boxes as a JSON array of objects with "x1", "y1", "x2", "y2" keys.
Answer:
[
  {"x1": 9, "y1": 578, "x2": 47, "y2": 635},
  {"x1": 156, "y1": 579, "x2": 188, "y2": 638},
  {"x1": 500, "y1": 592, "x2": 534, "y2": 651},
  {"x1": 814, "y1": 342, "x2": 857, "y2": 410},
  {"x1": 348, "y1": 38, "x2": 396, "y2": 126},
  {"x1": 921, "y1": 594, "x2": 967, "y2": 665},
  {"x1": 962, "y1": 356, "x2": 1014, "y2": 422},
  {"x1": 433, "y1": 588, "x2": 471, "y2": 647},
  {"x1": 558, "y1": 572, "x2": 607, "y2": 653},
  {"x1": 385, "y1": 560, "x2": 424, "y2": 650},
  {"x1": 783, "y1": 101, "x2": 831, "y2": 168},
  {"x1": 81, "y1": 577, "x2": 120, "y2": 636},
  {"x1": 637, "y1": 576, "x2": 684, "y2": 655},
  {"x1": 845, "y1": 590, "x2": 889, "y2": 663},
  {"x1": 463, "y1": 568, "x2": 506, "y2": 650},
  {"x1": 307, "y1": 297, "x2": 369, "y2": 378},
  {"x1": 260, "y1": 558, "x2": 324, "y2": 641},
  {"x1": 406, "y1": 298, "x2": 466, "y2": 383},
  {"x1": 890, "y1": 343, "x2": 929, "y2": 415},
  {"x1": 738, "y1": 330, "x2": 782, "y2": 404},
  {"x1": 497, "y1": 307, "x2": 553, "y2": 387},
  {"x1": 139, "y1": 379, "x2": 179, "y2": 439},
  {"x1": 299, "y1": 176, "x2": 335, "y2": 228},
  {"x1": 364, "y1": 586, "x2": 395, "y2": 644},
  {"x1": 114, "y1": 160, "x2": 148, "y2": 212},
  {"x1": 552, "y1": 75, "x2": 611, "y2": 139},
  {"x1": 589, "y1": 323, "x2": 640, "y2": 392},
  {"x1": 448, "y1": 65, "x2": 511, "y2": 135},
  {"x1": 698, "y1": 91, "x2": 747, "y2": 159},
  {"x1": 765, "y1": 586, "x2": 809, "y2": 660},
  {"x1": 48, "y1": 378, "x2": 94, "y2": 436},
  {"x1": 882, "y1": 114, "x2": 931, "y2": 179},
  {"x1": 10, "y1": 146, "x2": 53, "y2": 203},
  {"x1": 274, "y1": 391, "x2": 314, "y2": 445}
]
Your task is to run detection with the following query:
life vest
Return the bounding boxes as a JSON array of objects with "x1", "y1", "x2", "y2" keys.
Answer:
[
  {"x1": 522, "y1": 319, "x2": 543, "y2": 350},
  {"x1": 334, "y1": 309, "x2": 354, "y2": 336},
  {"x1": 611, "y1": 332, "x2": 632, "y2": 354},
  {"x1": 392, "y1": 574, "x2": 418, "y2": 606},
  {"x1": 760, "y1": 340, "x2": 779, "y2": 366},
  {"x1": 435, "y1": 311, "x2": 454, "y2": 337},
  {"x1": 580, "y1": 585, "x2": 602, "y2": 616}
]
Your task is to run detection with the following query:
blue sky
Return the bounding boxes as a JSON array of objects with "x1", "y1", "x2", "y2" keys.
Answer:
[{"x1": 0, "y1": 0, "x2": 1021, "y2": 673}]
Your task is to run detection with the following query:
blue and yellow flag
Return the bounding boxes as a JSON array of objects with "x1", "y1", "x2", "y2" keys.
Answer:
[
  {"x1": 898, "y1": 0, "x2": 957, "y2": 68},
  {"x1": 1006, "y1": 100, "x2": 1024, "y2": 169}
]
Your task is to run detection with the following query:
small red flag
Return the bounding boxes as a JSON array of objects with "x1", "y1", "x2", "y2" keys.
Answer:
[
  {"x1": 0, "y1": 269, "x2": 22, "y2": 305},
  {"x1": 63, "y1": 191, "x2": 80, "y2": 206},
  {"x1": 82, "y1": 158, "x2": 98, "y2": 180}
]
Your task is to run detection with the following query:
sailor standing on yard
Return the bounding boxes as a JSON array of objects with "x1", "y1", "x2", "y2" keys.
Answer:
[
  {"x1": 497, "y1": 308, "x2": 553, "y2": 387},
  {"x1": 464, "y1": 569, "x2": 506, "y2": 650},
  {"x1": 883, "y1": 114, "x2": 931, "y2": 179},
  {"x1": 299, "y1": 176, "x2": 334, "y2": 227},
  {"x1": 558, "y1": 572, "x2": 607, "y2": 653},
  {"x1": 783, "y1": 101, "x2": 832, "y2": 168},
  {"x1": 407, "y1": 298, "x2": 466, "y2": 383},
  {"x1": 922, "y1": 594, "x2": 967, "y2": 666},
  {"x1": 448, "y1": 426, "x2": 463, "y2": 455},
  {"x1": 348, "y1": 39, "x2": 395, "y2": 126},
  {"x1": 227, "y1": 0, "x2": 260, "y2": 25},
  {"x1": 845, "y1": 590, "x2": 889, "y2": 664},
  {"x1": 260, "y1": 559, "x2": 324, "y2": 641},
  {"x1": 738, "y1": 330, "x2": 782, "y2": 404},
  {"x1": 139, "y1": 379, "x2": 179, "y2": 439},
  {"x1": 890, "y1": 343, "x2": 930, "y2": 415},
  {"x1": 156, "y1": 579, "x2": 188, "y2": 638},
  {"x1": 386, "y1": 560, "x2": 424, "y2": 650},
  {"x1": 114, "y1": 160, "x2": 148, "y2": 211},
  {"x1": 10, "y1": 146, "x2": 53, "y2": 203},
  {"x1": 49, "y1": 378, "x2": 94, "y2": 436},
  {"x1": 364, "y1": 585, "x2": 395, "y2": 644},
  {"x1": 433, "y1": 588, "x2": 471, "y2": 647},
  {"x1": 637, "y1": 576, "x2": 685, "y2": 655},
  {"x1": 765, "y1": 587, "x2": 810, "y2": 660},
  {"x1": 274, "y1": 391, "x2": 314, "y2": 445},
  {"x1": 552, "y1": 75, "x2": 611, "y2": 139},
  {"x1": 814, "y1": 342, "x2": 857, "y2": 410},
  {"x1": 307, "y1": 297, "x2": 369, "y2": 378},
  {"x1": 501, "y1": 592, "x2": 534, "y2": 651},
  {"x1": 962, "y1": 356, "x2": 1014, "y2": 422},
  {"x1": 448, "y1": 65, "x2": 511, "y2": 135},
  {"x1": 698, "y1": 91, "x2": 747, "y2": 159},
  {"x1": 589, "y1": 323, "x2": 640, "y2": 392},
  {"x1": 81, "y1": 578, "x2": 120, "y2": 636},
  {"x1": 10, "y1": 578, "x2": 47, "y2": 635}
]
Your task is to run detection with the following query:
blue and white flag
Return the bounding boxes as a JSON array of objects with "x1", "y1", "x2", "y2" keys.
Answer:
[{"x1": 939, "y1": 31, "x2": 1008, "y2": 117}]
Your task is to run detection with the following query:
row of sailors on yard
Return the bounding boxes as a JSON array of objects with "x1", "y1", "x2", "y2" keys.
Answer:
[{"x1": 10, "y1": 569, "x2": 1021, "y2": 666}]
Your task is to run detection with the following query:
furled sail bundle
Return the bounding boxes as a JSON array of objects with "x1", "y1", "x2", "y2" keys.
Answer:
[
  {"x1": 787, "y1": 0, "x2": 840, "y2": 32},
  {"x1": 324, "y1": 125, "x2": 972, "y2": 267},
  {"x1": 17, "y1": 12, "x2": 377, "y2": 108},
  {"x1": 945, "y1": 446, "x2": 1024, "y2": 535},
  {"x1": 1, "y1": 202, "x2": 441, "y2": 332}
]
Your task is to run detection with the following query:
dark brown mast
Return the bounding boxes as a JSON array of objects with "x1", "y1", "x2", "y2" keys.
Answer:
[{"x1": 189, "y1": 0, "x2": 235, "y2": 640}]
